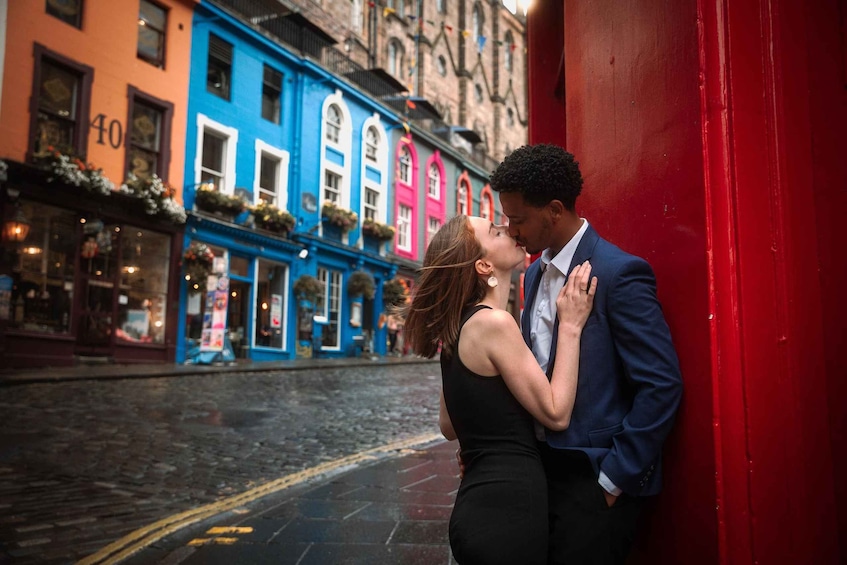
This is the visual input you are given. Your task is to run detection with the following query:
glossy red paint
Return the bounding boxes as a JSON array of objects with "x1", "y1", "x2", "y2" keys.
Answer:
[{"x1": 527, "y1": 0, "x2": 846, "y2": 563}]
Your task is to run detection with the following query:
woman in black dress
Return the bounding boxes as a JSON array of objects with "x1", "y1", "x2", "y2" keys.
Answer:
[{"x1": 403, "y1": 215, "x2": 596, "y2": 565}]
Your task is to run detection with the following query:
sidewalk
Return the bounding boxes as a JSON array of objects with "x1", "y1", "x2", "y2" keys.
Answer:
[
  {"x1": 112, "y1": 438, "x2": 459, "y2": 565},
  {"x1": 0, "y1": 353, "x2": 436, "y2": 385}
]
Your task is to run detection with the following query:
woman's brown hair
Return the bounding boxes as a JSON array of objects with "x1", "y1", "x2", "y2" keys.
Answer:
[{"x1": 402, "y1": 215, "x2": 488, "y2": 358}]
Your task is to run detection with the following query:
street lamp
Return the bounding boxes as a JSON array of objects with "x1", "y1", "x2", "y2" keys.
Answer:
[{"x1": 3, "y1": 188, "x2": 30, "y2": 243}]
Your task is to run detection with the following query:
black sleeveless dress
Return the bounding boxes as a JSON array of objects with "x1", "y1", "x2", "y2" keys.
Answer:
[{"x1": 442, "y1": 305, "x2": 547, "y2": 565}]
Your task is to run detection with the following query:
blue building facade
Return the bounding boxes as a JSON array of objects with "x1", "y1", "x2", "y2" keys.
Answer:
[{"x1": 177, "y1": 1, "x2": 401, "y2": 362}]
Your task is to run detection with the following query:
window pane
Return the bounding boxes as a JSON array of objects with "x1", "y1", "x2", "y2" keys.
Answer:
[
  {"x1": 255, "y1": 261, "x2": 286, "y2": 349},
  {"x1": 46, "y1": 0, "x2": 82, "y2": 28},
  {"x1": 6, "y1": 201, "x2": 76, "y2": 334},
  {"x1": 116, "y1": 227, "x2": 170, "y2": 344},
  {"x1": 207, "y1": 35, "x2": 232, "y2": 100},
  {"x1": 138, "y1": 0, "x2": 166, "y2": 67},
  {"x1": 229, "y1": 255, "x2": 249, "y2": 278},
  {"x1": 261, "y1": 65, "x2": 282, "y2": 123},
  {"x1": 201, "y1": 132, "x2": 225, "y2": 174}
]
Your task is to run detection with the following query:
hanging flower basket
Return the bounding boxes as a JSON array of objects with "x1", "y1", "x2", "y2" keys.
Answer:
[
  {"x1": 321, "y1": 200, "x2": 358, "y2": 232},
  {"x1": 194, "y1": 183, "x2": 247, "y2": 216},
  {"x1": 35, "y1": 146, "x2": 114, "y2": 195},
  {"x1": 347, "y1": 270, "x2": 376, "y2": 299},
  {"x1": 382, "y1": 277, "x2": 409, "y2": 307},
  {"x1": 362, "y1": 218, "x2": 396, "y2": 242},
  {"x1": 182, "y1": 242, "x2": 215, "y2": 292},
  {"x1": 250, "y1": 200, "x2": 295, "y2": 233},
  {"x1": 120, "y1": 173, "x2": 187, "y2": 224},
  {"x1": 293, "y1": 274, "x2": 324, "y2": 303}
]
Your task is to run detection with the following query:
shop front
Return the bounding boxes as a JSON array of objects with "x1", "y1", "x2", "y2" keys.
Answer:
[
  {"x1": 0, "y1": 163, "x2": 183, "y2": 368},
  {"x1": 177, "y1": 213, "x2": 303, "y2": 364}
]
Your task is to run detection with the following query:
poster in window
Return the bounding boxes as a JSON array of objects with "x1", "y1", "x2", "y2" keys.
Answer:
[{"x1": 271, "y1": 294, "x2": 282, "y2": 328}]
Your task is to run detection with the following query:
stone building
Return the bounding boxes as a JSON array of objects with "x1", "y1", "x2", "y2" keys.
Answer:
[{"x1": 287, "y1": 0, "x2": 527, "y2": 168}]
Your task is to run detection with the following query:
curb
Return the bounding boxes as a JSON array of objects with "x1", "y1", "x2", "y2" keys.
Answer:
[{"x1": 77, "y1": 433, "x2": 445, "y2": 565}]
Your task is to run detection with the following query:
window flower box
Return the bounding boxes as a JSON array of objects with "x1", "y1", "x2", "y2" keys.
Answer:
[
  {"x1": 362, "y1": 218, "x2": 396, "y2": 242},
  {"x1": 194, "y1": 183, "x2": 246, "y2": 217},
  {"x1": 321, "y1": 200, "x2": 358, "y2": 232},
  {"x1": 250, "y1": 200, "x2": 295, "y2": 234}
]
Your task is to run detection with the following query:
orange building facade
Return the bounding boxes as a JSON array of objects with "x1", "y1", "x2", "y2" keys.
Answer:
[{"x1": 0, "y1": 0, "x2": 197, "y2": 367}]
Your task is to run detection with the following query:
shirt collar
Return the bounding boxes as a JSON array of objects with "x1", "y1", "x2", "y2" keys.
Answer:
[{"x1": 541, "y1": 219, "x2": 589, "y2": 274}]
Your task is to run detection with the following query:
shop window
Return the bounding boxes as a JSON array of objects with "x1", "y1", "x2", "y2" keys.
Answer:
[
  {"x1": 127, "y1": 90, "x2": 172, "y2": 180},
  {"x1": 31, "y1": 47, "x2": 93, "y2": 158},
  {"x1": 115, "y1": 227, "x2": 170, "y2": 344},
  {"x1": 46, "y1": 0, "x2": 83, "y2": 28},
  {"x1": 255, "y1": 261, "x2": 288, "y2": 349},
  {"x1": 207, "y1": 34, "x2": 232, "y2": 100},
  {"x1": 138, "y1": 0, "x2": 167, "y2": 68},
  {"x1": 261, "y1": 65, "x2": 282, "y2": 124},
  {"x1": 317, "y1": 268, "x2": 341, "y2": 350},
  {"x1": 6, "y1": 202, "x2": 76, "y2": 334}
]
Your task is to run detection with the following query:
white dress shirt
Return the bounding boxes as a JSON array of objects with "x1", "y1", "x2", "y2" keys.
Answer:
[{"x1": 529, "y1": 220, "x2": 622, "y2": 496}]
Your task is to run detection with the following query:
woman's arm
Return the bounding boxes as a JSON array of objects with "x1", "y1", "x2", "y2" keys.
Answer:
[
  {"x1": 485, "y1": 262, "x2": 596, "y2": 430},
  {"x1": 439, "y1": 389, "x2": 457, "y2": 440}
]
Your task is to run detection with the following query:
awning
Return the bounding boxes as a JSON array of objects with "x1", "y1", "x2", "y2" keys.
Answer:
[
  {"x1": 344, "y1": 68, "x2": 408, "y2": 97},
  {"x1": 433, "y1": 125, "x2": 483, "y2": 144},
  {"x1": 382, "y1": 96, "x2": 442, "y2": 121}
]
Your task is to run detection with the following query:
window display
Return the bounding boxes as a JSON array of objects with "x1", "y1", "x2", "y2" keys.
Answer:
[
  {"x1": 115, "y1": 227, "x2": 170, "y2": 344},
  {"x1": 255, "y1": 260, "x2": 287, "y2": 349}
]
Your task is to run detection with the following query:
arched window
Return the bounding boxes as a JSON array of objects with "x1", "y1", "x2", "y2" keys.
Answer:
[
  {"x1": 427, "y1": 163, "x2": 440, "y2": 199},
  {"x1": 504, "y1": 31, "x2": 514, "y2": 73},
  {"x1": 507, "y1": 108, "x2": 515, "y2": 127},
  {"x1": 365, "y1": 126, "x2": 379, "y2": 162},
  {"x1": 475, "y1": 84, "x2": 484, "y2": 103},
  {"x1": 325, "y1": 104, "x2": 342, "y2": 143},
  {"x1": 480, "y1": 186, "x2": 494, "y2": 220},
  {"x1": 388, "y1": 39, "x2": 404, "y2": 76},
  {"x1": 436, "y1": 0, "x2": 446, "y2": 14},
  {"x1": 398, "y1": 145, "x2": 412, "y2": 184},
  {"x1": 472, "y1": 4, "x2": 484, "y2": 43}
]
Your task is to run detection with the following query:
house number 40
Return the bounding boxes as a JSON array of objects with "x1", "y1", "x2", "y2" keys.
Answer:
[{"x1": 90, "y1": 114, "x2": 123, "y2": 149}]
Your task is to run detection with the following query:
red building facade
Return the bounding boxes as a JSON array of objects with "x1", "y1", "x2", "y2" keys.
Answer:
[{"x1": 526, "y1": 1, "x2": 846, "y2": 563}]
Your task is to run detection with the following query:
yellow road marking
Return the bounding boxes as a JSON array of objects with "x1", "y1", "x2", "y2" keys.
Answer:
[
  {"x1": 206, "y1": 527, "x2": 253, "y2": 535},
  {"x1": 212, "y1": 537, "x2": 239, "y2": 545},
  {"x1": 76, "y1": 433, "x2": 443, "y2": 565},
  {"x1": 187, "y1": 539, "x2": 209, "y2": 547}
]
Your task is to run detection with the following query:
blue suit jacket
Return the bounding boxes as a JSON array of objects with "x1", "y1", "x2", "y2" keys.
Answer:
[{"x1": 523, "y1": 225, "x2": 683, "y2": 496}]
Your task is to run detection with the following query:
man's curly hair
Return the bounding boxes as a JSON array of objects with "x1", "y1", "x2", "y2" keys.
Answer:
[{"x1": 489, "y1": 144, "x2": 584, "y2": 210}]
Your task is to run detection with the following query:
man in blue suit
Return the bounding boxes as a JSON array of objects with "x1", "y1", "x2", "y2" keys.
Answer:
[{"x1": 491, "y1": 144, "x2": 683, "y2": 564}]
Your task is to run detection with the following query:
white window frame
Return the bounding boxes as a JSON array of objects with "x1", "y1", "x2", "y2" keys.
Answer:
[
  {"x1": 351, "y1": 0, "x2": 363, "y2": 32},
  {"x1": 398, "y1": 146, "x2": 411, "y2": 184},
  {"x1": 252, "y1": 259, "x2": 290, "y2": 351},
  {"x1": 319, "y1": 91, "x2": 354, "y2": 232},
  {"x1": 325, "y1": 104, "x2": 342, "y2": 144},
  {"x1": 427, "y1": 163, "x2": 440, "y2": 199},
  {"x1": 195, "y1": 113, "x2": 238, "y2": 194},
  {"x1": 481, "y1": 192, "x2": 493, "y2": 220},
  {"x1": 457, "y1": 182, "x2": 468, "y2": 215},
  {"x1": 359, "y1": 115, "x2": 389, "y2": 233},
  {"x1": 364, "y1": 187, "x2": 379, "y2": 222},
  {"x1": 427, "y1": 216, "x2": 440, "y2": 248},
  {"x1": 397, "y1": 204, "x2": 412, "y2": 252},
  {"x1": 253, "y1": 139, "x2": 290, "y2": 207},
  {"x1": 365, "y1": 126, "x2": 379, "y2": 162},
  {"x1": 324, "y1": 170, "x2": 341, "y2": 204}
]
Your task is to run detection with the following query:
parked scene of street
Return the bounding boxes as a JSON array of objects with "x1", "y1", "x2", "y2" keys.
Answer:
[{"x1": 0, "y1": 359, "x2": 454, "y2": 564}]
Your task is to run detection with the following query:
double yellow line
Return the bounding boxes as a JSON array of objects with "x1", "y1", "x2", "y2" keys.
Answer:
[{"x1": 77, "y1": 433, "x2": 443, "y2": 565}]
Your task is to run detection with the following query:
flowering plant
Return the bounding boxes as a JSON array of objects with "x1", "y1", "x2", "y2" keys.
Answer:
[
  {"x1": 36, "y1": 146, "x2": 113, "y2": 195},
  {"x1": 250, "y1": 200, "x2": 295, "y2": 233},
  {"x1": 362, "y1": 218, "x2": 396, "y2": 241},
  {"x1": 382, "y1": 277, "x2": 410, "y2": 307},
  {"x1": 182, "y1": 241, "x2": 216, "y2": 292},
  {"x1": 194, "y1": 183, "x2": 247, "y2": 216},
  {"x1": 321, "y1": 200, "x2": 358, "y2": 231},
  {"x1": 120, "y1": 174, "x2": 187, "y2": 224}
]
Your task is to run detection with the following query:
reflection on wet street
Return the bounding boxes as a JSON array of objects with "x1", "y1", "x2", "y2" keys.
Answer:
[{"x1": 0, "y1": 363, "x2": 441, "y2": 563}]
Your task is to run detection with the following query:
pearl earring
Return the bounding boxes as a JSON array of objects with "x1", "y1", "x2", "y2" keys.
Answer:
[{"x1": 487, "y1": 275, "x2": 498, "y2": 288}]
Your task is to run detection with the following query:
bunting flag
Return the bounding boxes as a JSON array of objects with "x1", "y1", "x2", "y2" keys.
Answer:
[
  {"x1": 408, "y1": 15, "x2": 416, "y2": 20},
  {"x1": 461, "y1": 29, "x2": 471, "y2": 38},
  {"x1": 511, "y1": 43, "x2": 518, "y2": 51},
  {"x1": 477, "y1": 36, "x2": 487, "y2": 53},
  {"x1": 444, "y1": 24, "x2": 453, "y2": 32},
  {"x1": 426, "y1": 19, "x2": 436, "y2": 25},
  {"x1": 383, "y1": 7, "x2": 395, "y2": 17},
  {"x1": 368, "y1": 1, "x2": 374, "y2": 6},
  {"x1": 406, "y1": 99, "x2": 417, "y2": 109}
]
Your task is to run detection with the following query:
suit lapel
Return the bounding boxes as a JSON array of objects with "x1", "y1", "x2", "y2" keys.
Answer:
[
  {"x1": 521, "y1": 259, "x2": 543, "y2": 348},
  {"x1": 546, "y1": 224, "x2": 600, "y2": 377}
]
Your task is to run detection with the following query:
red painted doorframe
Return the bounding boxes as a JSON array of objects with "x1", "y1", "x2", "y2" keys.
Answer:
[{"x1": 526, "y1": 0, "x2": 847, "y2": 563}]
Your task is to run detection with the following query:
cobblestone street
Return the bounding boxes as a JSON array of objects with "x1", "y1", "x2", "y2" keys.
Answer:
[{"x1": 0, "y1": 361, "x2": 443, "y2": 563}]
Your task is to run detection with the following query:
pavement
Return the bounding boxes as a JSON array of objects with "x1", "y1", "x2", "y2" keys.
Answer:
[{"x1": 0, "y1": 355, "x2": 460, "y2": 565}]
